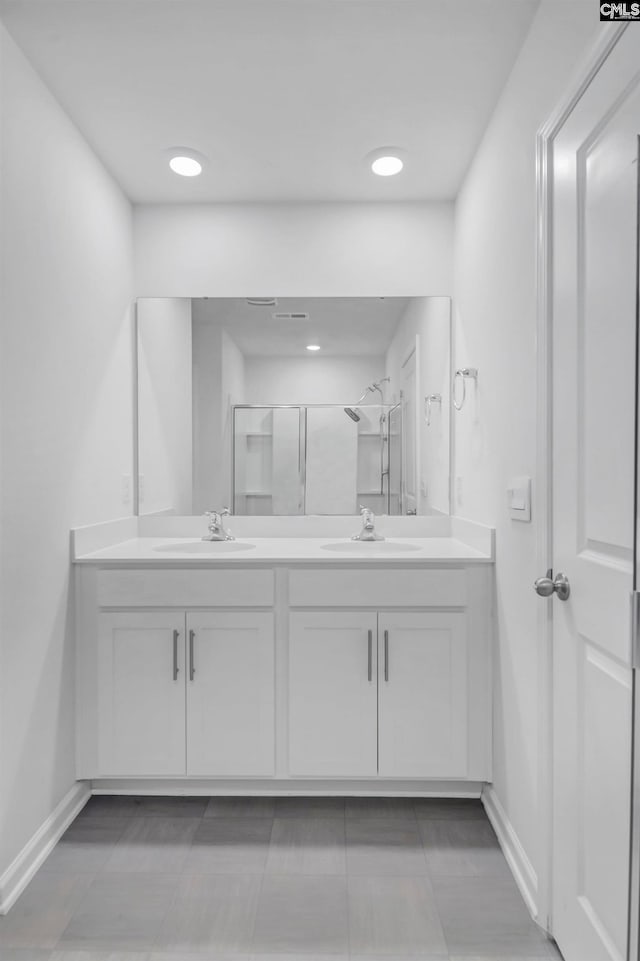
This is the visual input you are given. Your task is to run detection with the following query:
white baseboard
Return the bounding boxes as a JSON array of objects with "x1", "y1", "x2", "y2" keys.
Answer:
[
  {"x1": 482, "y1": 784, "x2": 539, "y2": 921},
  {"x1": 0, "y1": 781, "x2": 90, "y2": 915},
  {"x1": 90, "y1": 777, "x2": 484, "y2": 796}
]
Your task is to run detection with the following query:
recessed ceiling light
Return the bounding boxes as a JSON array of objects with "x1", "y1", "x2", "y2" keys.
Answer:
[
  {"x1": 366, "y1": 146, "x2": 406, "y2": 178},
  {"x1": 166, "y1": 146, "x2": 207, "y2": 178},
  {"x1": 169, "y1": 155, "x2": 202, "y2": 177},
  {"x1": 371, "y1": 155, "x2": 403, "y2": 177},
  {"x1": 306, "y1": 344, "x2": 321, "y2": 351}
]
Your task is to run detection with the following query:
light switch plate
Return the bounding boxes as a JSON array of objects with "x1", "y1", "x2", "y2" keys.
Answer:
[{"x1": 507, "y1": 476, "x2": 531, "y2": 522}]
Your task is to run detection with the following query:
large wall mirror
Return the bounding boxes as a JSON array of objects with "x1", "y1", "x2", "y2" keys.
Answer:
[{"x1": 136, "y1": 296, "x2": 451, "y2": 516}]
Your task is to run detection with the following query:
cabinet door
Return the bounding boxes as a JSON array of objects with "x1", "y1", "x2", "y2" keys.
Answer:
[
  {"x1": 97, "y1": 612, "x2": 186, "y2": 776},
  {"x1": 186, "y1": 612, "x2": 275, "y2": 776},
  {"x1": 288, "y1": 612, "x2": 378, "y2": 776},
  {"x1": 378, "y1": 612, "x2": 467, "y2": 778}
]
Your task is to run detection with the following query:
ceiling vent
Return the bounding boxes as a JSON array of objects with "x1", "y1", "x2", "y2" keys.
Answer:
[
  {"x1": 272, "y1": 312, "x2": 310, "y2": 321},
  {"x1": 246, "y1": 297, "x2": 277, "y2": 307}
]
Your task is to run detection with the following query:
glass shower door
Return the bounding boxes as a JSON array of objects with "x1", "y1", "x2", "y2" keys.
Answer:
[
  {"x1": 306, "y1": 406, "x2": 358, "y2": 514},
  {"x1": 232, "y1": 406, "x2": 304, "y2": 515}
]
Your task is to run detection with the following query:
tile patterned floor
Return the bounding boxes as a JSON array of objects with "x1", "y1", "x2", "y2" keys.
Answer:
[{"x1": 0, "y1": 796, "x2": 563, "y2": 960}]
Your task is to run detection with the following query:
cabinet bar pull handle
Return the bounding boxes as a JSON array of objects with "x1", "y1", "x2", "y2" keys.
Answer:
[
  {"x1": 367, "y1": 629, "x2": 373, "y2": 682},
  {"x1": 173, "y1": 630, "x2": 180, "y2": 681},
  {"x1": 384, "y1": 629, "x2": 389, "y2": 682},
  {"x1": 189, "y1": 629, "x2": 196, "y2": 681}
]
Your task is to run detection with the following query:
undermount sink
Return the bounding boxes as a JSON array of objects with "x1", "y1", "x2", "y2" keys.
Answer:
[
  {"x1": 321, "y1": 540, "x2": 422, "y2": 554},
  {"x1": 153, "y1": 541, "x2": 256, "y2": 554}
]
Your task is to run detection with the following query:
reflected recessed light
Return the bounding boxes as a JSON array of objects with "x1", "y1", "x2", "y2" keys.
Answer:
[
  {"x1": 247, "y1": 298, "x2": 277, "y2": 307},
  {"x1": 372, "y1": 155, "x2": 403, "y2": 177},
  {"x1": 306, "y1": 344, "x2": 321, "y2": 351},
  {"x1": 169, "y1": 155, "x2": 202, "y2": 177}
]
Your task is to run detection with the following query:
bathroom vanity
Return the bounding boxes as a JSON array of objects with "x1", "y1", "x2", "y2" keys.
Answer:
[
  {"x1": 70, "y1": 295, "x2": 490, "y2": 797},
  {"x1": 73, "y1": 519, "x2": 494, "y2": 796}
]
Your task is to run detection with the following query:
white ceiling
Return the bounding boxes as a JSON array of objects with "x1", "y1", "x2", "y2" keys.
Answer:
[
  {"x1": 0, "y1": 0, "x2": 539, "y2": 203},
  {"x1": 191, "y1": 296, "x2": 410, "y2": 356}
]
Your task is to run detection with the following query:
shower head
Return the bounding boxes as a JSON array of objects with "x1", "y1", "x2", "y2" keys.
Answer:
[
  {"x1": 350, "y1": 377, "x2": 390, "y2": 411},
  {"x1": 356, "y1": 384, "x2": 378, "y2": 404},
  {"x1": 370, "y1": 377, "x2": 391, "y2": 401}
]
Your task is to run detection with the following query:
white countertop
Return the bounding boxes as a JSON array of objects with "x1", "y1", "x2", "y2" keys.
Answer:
[{"x1": 73, "y1": 536, "x2": 493, "y2": 564}]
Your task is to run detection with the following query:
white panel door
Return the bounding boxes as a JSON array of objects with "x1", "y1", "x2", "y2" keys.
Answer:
[
  {"x1": 186, "y1": 612, "x2": 275, "y2": 776},
  {"x1": 97, "y1": 612, "x2": 186, "y2": 776},
  {"x1": 377, "y1": 612, "x2": 467, "y2": 778},
  {"x1": 288, "y1": 612, "x2": 378, "y2": 776},
  {"x1": 551, "y1": 27, "x2": 639, "y2": 961}
]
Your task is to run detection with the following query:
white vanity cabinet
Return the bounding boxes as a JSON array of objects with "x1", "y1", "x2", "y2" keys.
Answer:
[
  {"x1": 288, "y1": 612, "x2": 379, "y2": 777},
  {"x1": 186, "y1": 611, "x2": 274, "y2": 776},
  {"x1": 76, "y1": 556, "x2": 492, "y2": 789},
  {"x1": 76, "y1": 567, "x2": 276, "y2": 779},
  {"x1": 288, "y1": 611, "x2": 469, "y2": 779},
  {"x1": 377, "y1": 612, "x2": 467, "y2": 778},
  {"x1": 286, "y1": 566, "x2": 490, "y2": 783},
  {"x1": 93, "y1": 610, "x2": 275, "y2": 778},
  {"x1": 97, "y1": 612, "x2": 186, "y2": 776}
]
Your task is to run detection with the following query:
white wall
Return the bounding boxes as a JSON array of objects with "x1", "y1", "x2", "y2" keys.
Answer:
[
  {"x1": 192, "y1": 321, "x2": 222, "y2": 514},
  {"x1": 0, "y1": 22, "x2": 133, "y2": 886},
  {"x1": 385, "y1": 297, "x2": 451, "y2": 515},
  {"x1": 138, "y1": 298, "x2": 192, "y2": 514},
  {"x1": 245, "y1": 355, "x2": 385, "y2": 406},
  {"x1": 192, "y1": 322, "x2": 246, "y2": 513},
  {"x1": 220, "y1": 329, "x2": 246, "y2": 510},
  {"x1": 452, "y1": 1, "x2": 597, "y2": 911},
  {"x1": 420, "y1": 301, "x2": 451, "y2": 515},
  {"x1": 133, "y1": 202, "x2": 454, "y2": 297}
]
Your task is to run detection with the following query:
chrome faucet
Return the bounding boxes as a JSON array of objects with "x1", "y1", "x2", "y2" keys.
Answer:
[
  {"x1": 352, "y1": 506, "x2": 385, "y2": 542},
  {"x1": 203, "y1": 508, "x2": 235, "y2": 541}
]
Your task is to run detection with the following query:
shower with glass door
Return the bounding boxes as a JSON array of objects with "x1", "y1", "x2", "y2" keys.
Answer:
[{"x1": 232, "y1": 392, "x2": 402, "y2": 515}]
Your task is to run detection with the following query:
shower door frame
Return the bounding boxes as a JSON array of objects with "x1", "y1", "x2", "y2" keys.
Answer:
[{"x1": 387, "y1": 401, "x2": 404, "y2": 516}]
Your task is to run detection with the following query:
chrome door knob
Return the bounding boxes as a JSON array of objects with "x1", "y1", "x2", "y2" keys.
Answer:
[
  {"x1": 534, "y1": 569, "x2": 570, "y2": 601},
  {"x1": 534, "y1": 573, "x2": 555, "y2": 597}
]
